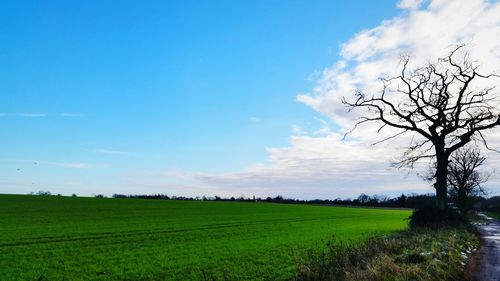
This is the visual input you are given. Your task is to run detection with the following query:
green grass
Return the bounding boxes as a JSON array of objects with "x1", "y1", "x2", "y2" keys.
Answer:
[
  {"x1": 0, "y1": 194, "x2": 411, "y2": 280},
  {"x1": 484, "y1": 211, "x2": 500, "y2": 220}
]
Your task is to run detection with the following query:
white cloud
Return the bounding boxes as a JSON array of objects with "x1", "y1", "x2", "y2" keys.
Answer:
[
  {"x1": 397, "y1": 0, "x2": 425, "y2": 10},
  {"x1": 19, "y1": 113, "x2": 48, "y2": 117},
  {"x1": 2, "y1": 159, "x2": 96, "y2": 169},
  {"x1": 51, "y1": 162, "x2": 93, "y2": 169},
  {"x1": 249, "y1": 116, "x2": 261, "y2": 122},
  {"x1": 293, "y1": 0, "x2": 500, "y2": 196},
  {"x1": 60, "y1": 113, "x2": 84, "y2": 117},
  {"x1": 291, "y1": 124, "x2": 306, "y2": 135},
  {"x1": 193, "y1": 133, "x2": 430, "y2": 199},
  {"x1": 90, "y1": 149, "x2": 131, "y2": 155},
  {"x1": 121, "y1": 132, "x2": 430, "y2": 199},
  {"x1": 312, "y1": 117, "x2": 332, "y2": 136}
]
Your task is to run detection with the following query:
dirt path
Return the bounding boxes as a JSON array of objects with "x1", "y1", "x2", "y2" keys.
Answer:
[{"x1": 474, "y1": 218, "x2": 500, "y2": 281}]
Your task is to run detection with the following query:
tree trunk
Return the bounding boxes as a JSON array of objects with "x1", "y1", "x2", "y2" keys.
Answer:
[
  {"x1": 434, "y1": 145, "x2": 449, "y2": 210},
  {"x1": 458, "y1": 189, "x2": 467, "y2": 214}
]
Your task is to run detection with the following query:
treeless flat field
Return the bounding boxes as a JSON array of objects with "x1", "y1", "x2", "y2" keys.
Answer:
[{"x1": 0, "y1": 194, "x2": 411, "y2": 280}]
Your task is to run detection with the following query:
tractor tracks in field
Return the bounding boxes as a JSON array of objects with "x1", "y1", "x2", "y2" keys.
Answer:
[{"x1": 0, "y1": 215, "x2": 353, "y2": 248}]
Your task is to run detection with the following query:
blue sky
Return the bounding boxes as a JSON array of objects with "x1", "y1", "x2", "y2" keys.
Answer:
[
  {"x1": 3, "y1": 0, "x2": 499, "y2": 198},
  {"x1": 0, "y1": 1, "x2": 400, "y2": 196}
]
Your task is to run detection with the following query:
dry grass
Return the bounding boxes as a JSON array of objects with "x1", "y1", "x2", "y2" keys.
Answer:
[{"x1": 294, "y1": 227, "x2": 479, "y2": 281}]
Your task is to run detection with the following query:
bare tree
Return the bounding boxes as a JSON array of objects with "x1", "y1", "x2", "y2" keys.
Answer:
[
  {"x1": 342, "y1": 45, "x2": 500, "y2": 210},
  {"x1": 447, "y1": 146, "x2": 488, "y2": 213}
]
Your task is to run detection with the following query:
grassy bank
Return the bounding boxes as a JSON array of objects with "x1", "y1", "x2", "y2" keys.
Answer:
[
  {"x1": 0, "y1": 194, "x2": 410, "y2": 280},
  {"x1": 295, "y1": 226, "x2": 479, "y2": 281}
]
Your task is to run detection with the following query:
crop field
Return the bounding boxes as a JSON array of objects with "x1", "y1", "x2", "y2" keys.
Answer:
[{"x1": 0, "y1": 194, "x2": 411, "y2": 280}]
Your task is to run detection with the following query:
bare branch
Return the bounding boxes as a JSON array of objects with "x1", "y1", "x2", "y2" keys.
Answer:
[{"x1": 342, "y1": 44, "x2": 500, "y2": 206}]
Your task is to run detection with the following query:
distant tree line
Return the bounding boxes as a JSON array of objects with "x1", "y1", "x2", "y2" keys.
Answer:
[
  {"x1": 480, "y1": 196, "x2": 500, "y2": 213},
  {"x1": 109, "y1": 193, "x2": 441, "y2": 209},
  {"x1": 28, "y1": 190, "x2": 499, "y2": 211}
]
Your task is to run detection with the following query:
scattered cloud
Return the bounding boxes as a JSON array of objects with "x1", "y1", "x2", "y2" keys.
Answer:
[
  {"x1": 18, "y1": 113, "x2": 48, "y2": 117},
  {"x1": 60, "y1": 113, "x2": 85, "y2": 117},
  {"x1": 193, "y1": 133, "x2": 430, "y2": 199},
  {"x1": 291, "y1": 124, "x2": 306, "y2": 135},
  {"x1": 2, "y1": 159, "x2": 97, "y2": 169},
  {"x1": 397, "y1": 0, "x2": 425, "y2": 10},
  {"x1": 249, "y1": 116, "x2": 261, "y2": 123},
  {"x1": 312, "y1": 117, "x2": 332, "y2": 136},
  {"x1": 120, "y1": 132, "x2": 431, "y2": 199},
  {"x1": 90, "y1": 149, "x2": 131, "y2": 155},
  {"x1": 51, "y1": 162, "x2": 93, "y2": 169}
]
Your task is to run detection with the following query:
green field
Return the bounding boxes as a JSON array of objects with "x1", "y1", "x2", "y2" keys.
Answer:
[
  {"x1": 485, "y1": 211, "x2": 500, "y2": 220},
  {"x1": 0, "y1": 194, "x2": 411, "y2": 280}
]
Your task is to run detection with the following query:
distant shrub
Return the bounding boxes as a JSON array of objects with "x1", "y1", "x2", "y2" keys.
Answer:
[
  {"x1": 409, "y1": 205, "x2": 468, "y2": 229},
  {"x1": 36, "y1": 190, "x2": 51, "y2": 196}
]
